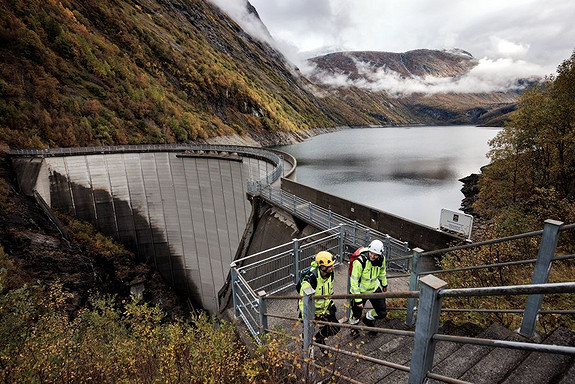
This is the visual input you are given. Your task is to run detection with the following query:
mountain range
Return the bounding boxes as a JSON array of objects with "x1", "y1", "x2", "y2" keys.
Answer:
[{"x1": 0, "y1": 0, "x2": 533, "y2": 149}]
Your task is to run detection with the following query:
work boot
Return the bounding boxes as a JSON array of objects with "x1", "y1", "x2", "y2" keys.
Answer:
[
  {"x1": 362, "y1": 317, "x2": 378, "y2": 336},
  {"x1": 314, "y1": 336, "x2": 329, "y2": 357},
  {"x1": 362, "y1": 317, "x2": 375, "y2": 327}
]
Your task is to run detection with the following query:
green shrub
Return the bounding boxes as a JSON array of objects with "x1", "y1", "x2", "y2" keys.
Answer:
[{"x1": 0, "y1": 283, "x2": 295, "y2": 383}]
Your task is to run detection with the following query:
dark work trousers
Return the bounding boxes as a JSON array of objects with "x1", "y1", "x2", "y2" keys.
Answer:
[
  {"x1": 314, "y1": 307, "x2": 340, "y2": 343},
  {"x1": 300, "y1": 304, "x2": 340, "y2": 343},
  {"x1": 351, "y1": 286, "x2": 387, "y2": 326}
]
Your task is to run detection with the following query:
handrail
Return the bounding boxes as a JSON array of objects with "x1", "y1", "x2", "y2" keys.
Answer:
[
  {"x1": 235, "y1": 220, "x2": 575, "y2": 384},
  {"x1": 265, "y1": 291, "x2": 420, "y2": 301},
  {"x1": 9, "y1": 144, "x2": 285, "y2": 201},
  {"x1": 232, "y1": 226, "x2": 340, "y2": 266},
  {"x1": 420, "y1": 222, "x2": 575, "y2": 259},
  {"x1": 433, "y1": 333, "x2": 575, "y2": 355},
  {"x1": 421, "y1": 229, "x2": 544, "y2": 258},
  {"x1": 258, "y1": 186, "x2": 411, "y2": 256},
  {"x1": 440, "y1": 281, "x2": 575, "y2": 297}
]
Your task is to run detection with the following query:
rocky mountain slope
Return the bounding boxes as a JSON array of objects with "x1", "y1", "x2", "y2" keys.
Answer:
[
  {"x1": 310, "y1": 49, "x2": 477, "y2": 80},
  {"x1": 308, "y1": 49, "x2": 520, "y2": 125},
  {"x1": 0, "y1": 0, "x2": 528, "y2": 152}
]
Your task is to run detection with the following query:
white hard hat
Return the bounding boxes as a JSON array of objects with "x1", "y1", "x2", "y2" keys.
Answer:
[{"x1": 368, "y1": 239, "x2": 384, "y2": 256}]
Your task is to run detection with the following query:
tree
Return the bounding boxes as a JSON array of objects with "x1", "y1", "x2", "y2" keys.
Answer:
[{"x1": 474, "y1": 50, "x2": 575, "y2": 229}]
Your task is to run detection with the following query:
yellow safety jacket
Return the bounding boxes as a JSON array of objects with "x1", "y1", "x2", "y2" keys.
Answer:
[
  {"x1": 298, "y1": 264, "x2": 334, "y2": 316},
  {"x1": 350, "y1": 250, "x2": 387, "y2": 303}
]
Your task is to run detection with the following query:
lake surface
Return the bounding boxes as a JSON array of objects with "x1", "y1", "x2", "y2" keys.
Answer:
[{"x1": 275, "y1": 125, "x2": 501, "y2": 228}]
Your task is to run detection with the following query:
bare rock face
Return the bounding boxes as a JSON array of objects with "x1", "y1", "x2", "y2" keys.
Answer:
[
  {"x1": 310, "y1": 49, "x2": 477, "y2": 80},
  {"x1": 459, "y1": 173, "x2": 480, "y2": 215},
  {"x1": 307, "y1": 49, "x2": 520, "y2": 125}
]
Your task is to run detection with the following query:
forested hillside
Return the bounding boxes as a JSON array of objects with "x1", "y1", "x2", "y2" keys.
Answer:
[
  {"x1": 474, "y1": 50, "x2": 575, "y2": 234},
  {"x1": 1, "y1": 0, "x2": 526, "y2": 151},
  {"x1": 0, "y1": 0, "x2": 345, "y2": 149}
]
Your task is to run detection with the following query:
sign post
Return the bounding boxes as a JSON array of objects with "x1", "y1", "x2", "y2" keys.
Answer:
[{"x1": 439, "y1": 209, "x2": 473, "y2": 240}]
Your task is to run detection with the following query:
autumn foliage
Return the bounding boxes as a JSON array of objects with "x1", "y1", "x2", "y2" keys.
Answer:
[{"x1": 439, "y1": 51, "x2": 575, "y2": 332}]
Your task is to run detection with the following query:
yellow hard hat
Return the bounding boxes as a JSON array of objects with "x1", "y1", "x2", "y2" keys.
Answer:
[{"x1": 316, "y1": 251, "x2": 335, "y2": 267}]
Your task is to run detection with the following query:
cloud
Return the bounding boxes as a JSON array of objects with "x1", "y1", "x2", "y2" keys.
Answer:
[
  {"x1": 207, "y1": 0, "x2": 275, "y2": 46},
  {"x1": 307, "y1": 56, "x2": 544, "y2": 96},
  {"x1": 487, "y1": 36, "x2": 530, "y2": 59},
  {"x1": 207, "y1": 0, "x2": 573, "y2": 94}
]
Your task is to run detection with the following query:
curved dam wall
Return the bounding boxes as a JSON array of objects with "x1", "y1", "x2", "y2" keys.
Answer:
[{"x1": 10, "y1": 145, "x2": 284, "y2": 313}]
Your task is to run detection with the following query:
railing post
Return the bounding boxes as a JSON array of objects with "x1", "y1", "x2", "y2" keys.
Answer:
[
  {"x1": 406, "y1": 248, "x2": 424, "y2": 326},
  {"x1": 293, "y1": 238, "x2": 300, "y2": 284},
  {"x1": 338, "y1": 224, "x2": 345, "y2": 264},
  {"x1": 258, "y1": 290, "x2": 268, "y2": 336},
  {"x1": 385, "y1": 234, "x2": 391, "y2": 260},
  {"x1": 409, "y1": 275, "x2": 447, "y2": 384},
  {"x1": 230, "y1": 264, "x2": 240, "y2": 317},
  {"x1": 519, "y1": 219, "x2": 563, "y2": 337},
  {"x1": 353, "y1": 221, "x2": 358, "y2": 245},
  {"x1": 302, "y1": 286, "x2": 316, "y2": 361}
]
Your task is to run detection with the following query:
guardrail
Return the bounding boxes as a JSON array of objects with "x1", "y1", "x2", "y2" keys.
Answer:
[
  {"x1": 234, "y1": 219, "x2": 575, "y2": 383},
  {"x1": 9, "y1": 144, "x2": 284, "y2": 204},
  {"x1": 230, "y1": 223, "x2": 411, "y2": 344},
  {"x1": 255, "y1": 186, "x2": 411, "y2": 270},
  {"x1": 405, "y1": 220, "x2": 575, "y2": 336}
]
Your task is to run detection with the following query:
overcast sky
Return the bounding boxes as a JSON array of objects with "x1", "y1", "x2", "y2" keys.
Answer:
[{"x1": 209, "y1": 0, "x2": 575, "y2": 94}]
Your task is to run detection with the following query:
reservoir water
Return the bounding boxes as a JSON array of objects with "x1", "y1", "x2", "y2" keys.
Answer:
[{"x1": 275, "y1": 125, "x2": 501, "y2": 228}]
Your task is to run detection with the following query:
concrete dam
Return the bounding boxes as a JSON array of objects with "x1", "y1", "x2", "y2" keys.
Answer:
[
  {"x1": 9, "y1": 144, "x2": 459, "y2": 313},
  {"x1": 9, "y1": 145, "x2": 290, "y2": 313}
]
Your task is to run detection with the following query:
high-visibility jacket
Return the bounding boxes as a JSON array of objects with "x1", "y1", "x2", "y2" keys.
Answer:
[
  {"x1": 350, "y1": 250, "x2": 387, "y2": 303},
  {"x1": 298, "y1": 264, "x2": 334, "y2": 316}
]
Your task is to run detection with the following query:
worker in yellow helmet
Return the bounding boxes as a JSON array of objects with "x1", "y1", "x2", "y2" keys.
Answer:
[{"x1": 298, "y1": 251, "x2": 340, "y2": 348}]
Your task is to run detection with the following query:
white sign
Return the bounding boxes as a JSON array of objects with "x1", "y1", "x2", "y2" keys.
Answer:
[{"x1": 439, "y1": 209, "x2": 473, "y2": 240}]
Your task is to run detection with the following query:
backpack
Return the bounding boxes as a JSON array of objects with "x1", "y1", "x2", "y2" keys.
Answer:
[
  {"x1": 295, "y1": 266, "x2": 318, "y2": 293},
  {"x1": 348, "y1": 246, "x2": 368, "y2": 276}
]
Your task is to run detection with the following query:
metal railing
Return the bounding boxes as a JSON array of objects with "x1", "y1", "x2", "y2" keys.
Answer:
[
  {"x1": 405, "y1": 220, "x2": 575, "y2": 336},
  {"x1": 230, "y1": 223, "x2": 411, "y2": 344},
  {"x1": 231, "y1": 227, "x2": 344, "y2": 339},
  {"x1": 233, "y1": 219, "x2": 575, "y2": 383},
  {"x1": 256, "y1": 185, "x2": 411, "y2": 270},
  {"x1": 261, "y1": 280, "x2": 575, "y2": 384},
  {"x1": 9, "y1": 144, "x2": 284, "y2": 198}
]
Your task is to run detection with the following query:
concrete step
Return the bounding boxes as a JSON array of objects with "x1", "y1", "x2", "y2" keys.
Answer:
[
  {"x1": 314, "y1": 320, "x2": 575, "y2": 384},
  {"x1": 362, "y1": 333, "x2": 414, "y2": 383},
  {"x1": 459, "y1": 330, "x2": 530, "y2": 384},
  {"x1": 382, "y1": 321, "x2": 484, "y2": 383},
  {"x1": 501, "y1": 326, "x2": 575, "y2": 384},
  {"x1": 428, "y1": 322, "x2": 515, "y2": 383},
  {"x1": 331, "y1": 320, "x2": 481, "y2": 383},
  {"x1": 319, "y1": 318, "x2": 412, "y2": 380},
  {"x1": 557, "y1": 359, "x2": 575, "y2": 384}
]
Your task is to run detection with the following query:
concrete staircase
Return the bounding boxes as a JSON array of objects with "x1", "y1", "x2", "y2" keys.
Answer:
[{"x1": 314, "y1": 319, "x2": 575, "y2": 383}]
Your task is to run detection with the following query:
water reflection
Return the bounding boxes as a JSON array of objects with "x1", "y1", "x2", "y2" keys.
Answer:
[{"x1": 275, "y1": 126, "x2": 500, "y2": 227}]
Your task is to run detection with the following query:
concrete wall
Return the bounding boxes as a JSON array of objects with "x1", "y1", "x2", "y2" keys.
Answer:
[
  {"x1": 281, "y1": 178, "x2": 461, "y2": 252},
  {"x1": 11, "y1": 151, "x2": 275, "y2": 313}
]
